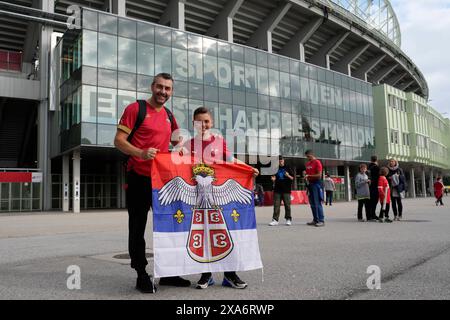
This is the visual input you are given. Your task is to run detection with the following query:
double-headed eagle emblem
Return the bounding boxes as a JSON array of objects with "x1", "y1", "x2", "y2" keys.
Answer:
[{"x1": 158, "y1": 163, "x2": 253, "y2": 209}]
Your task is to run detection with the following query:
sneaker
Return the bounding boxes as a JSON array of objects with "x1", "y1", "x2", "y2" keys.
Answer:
[
  {"x1": 222, "y1": 273, "x2": 247, "y2": 289},
  {"x1": 196, "y1": 273, "x2": 214, "y2": 289},
  {"x1": 159, "y1": 276, "x2": 191, "y2": 287},
  {"x1": 306, "y1": 221, "x2": 317, "y2": 226},
  {"x1": 384, "y1": 218, "x2": 393, "y2": 223},
  {"x1": 269, "y1": 219, "x2": 279, "y2": 226},
  {"x1": 136, "y1": 274, "x2": 157, "y2": 293},
  {"x1": 397, "y1": 216, "x2": 402, "y2": 221},
  {"x1": 315, "y1": 222, "x2": 325, "y2": 227},
  {"x1": 285, "y1": 219, "x2": 292, "y2": 226}
]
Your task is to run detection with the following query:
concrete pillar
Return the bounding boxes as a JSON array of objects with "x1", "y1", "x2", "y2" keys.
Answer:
[
  {"x1": 344, "y1": 165, "x2": 352, "y2": 202},
  {"x1": 38, "y1": 0, "x2": 54, "y2": 210},
  {"x1": 421, "y1": 169, "x2": 427, "y2": 197},
  {"x1": 429, "y1": 169, "x2": 434, "y2": 197},
  {"x1": 72, "y1": 150, "x2": 81, "y2": 213},
  {"x1": 159, "y1": 0, "x2": 186, "y2": 30},
  {"x1": 409, "y1": 168, "x2": 416, "y2": 198},
  {"x1": 111, "y1": 0, "x2": 126, "y2": 16},
  {"x1": 62, "y1": 155, "x2": 70, "y2": 211}
]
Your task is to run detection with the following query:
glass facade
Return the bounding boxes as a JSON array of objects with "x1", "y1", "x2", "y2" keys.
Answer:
[{"x1": 57, "y1": 8, "x2": 375, "y2": 161}]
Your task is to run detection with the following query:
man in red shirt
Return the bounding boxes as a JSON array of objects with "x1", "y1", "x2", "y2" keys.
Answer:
[
  {"x1": 304, "y1": 150, "x2": 325, "y2": 227},
  {"x1": 114, "y1": 73, "x2": 190, "y2": 293}
]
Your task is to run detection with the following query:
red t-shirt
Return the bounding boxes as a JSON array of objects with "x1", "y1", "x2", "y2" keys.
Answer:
[
  {"x1": 118, "y1": 101, "x2": 179, "y2": 177},
  {"x1": 184, "y1": 135, "x2": 232, "y2": 164},
  {"x1": 305, "y1": 159, "x2": 322, "y2": 183},
  {"x1": 378, "y1": 176, "x2": 391, "y2": 204}
]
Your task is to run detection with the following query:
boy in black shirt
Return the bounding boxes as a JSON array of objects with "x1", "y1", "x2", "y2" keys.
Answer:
[{"x1": 269, "y1": 156, "x2": 294, "y2": 226}]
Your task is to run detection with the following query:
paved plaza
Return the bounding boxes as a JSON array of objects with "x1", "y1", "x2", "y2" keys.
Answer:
[{"x1": 0, "y1": 198, "x2": 449, "y2": 300}]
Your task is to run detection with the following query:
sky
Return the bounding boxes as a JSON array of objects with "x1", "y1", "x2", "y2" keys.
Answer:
[{"x1": 390, "y1": 0, "x2": 450, "y2": 117}]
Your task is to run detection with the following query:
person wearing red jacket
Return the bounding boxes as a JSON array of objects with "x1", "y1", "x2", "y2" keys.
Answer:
[
  {"x1": 378, "y1": 167, "x2": 392, "y2": 223},
  {"x1": 434, "y1": 177, "x2": 444, "y2": 206}
]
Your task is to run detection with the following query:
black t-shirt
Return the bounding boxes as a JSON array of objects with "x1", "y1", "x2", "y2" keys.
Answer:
[
  {"x1": 273, "y1": 166, "x2": 294, "y2": 194},
  {"x1": 368, "y1": 163, "x2": 379, "y2": 191}
]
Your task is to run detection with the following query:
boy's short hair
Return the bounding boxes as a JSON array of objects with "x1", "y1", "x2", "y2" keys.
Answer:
[
  {"x1": 304, "y1": 149, "x2": 314, "y2": 156},
  {"x1": 193, "y1": 106, "x2": 212, "y2": 119},
  {"x1": 371, "y1": 155, "x2": 378, "y2": 162},
  {"x1": 380, "y1": 167, "x2": 389, "y2": 176},
  {"x1": 359, "y1": 163, "x2": 367, "y2": 170},
  {"x1": 152, "y1": 72, "x2": 174, "y2": 85}
]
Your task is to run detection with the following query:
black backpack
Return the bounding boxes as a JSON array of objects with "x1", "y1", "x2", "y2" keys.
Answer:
[{"x1": 121, "y1": 99, "x2": 174, "y2": 167}]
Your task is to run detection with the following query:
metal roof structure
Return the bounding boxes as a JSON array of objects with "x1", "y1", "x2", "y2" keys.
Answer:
[{"x1": 0, "y1": 0, "x2": 428, "y2": 98}]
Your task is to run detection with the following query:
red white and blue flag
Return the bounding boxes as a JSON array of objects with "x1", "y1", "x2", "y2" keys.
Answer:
[{"x1": 151, "y1": 153, "x2": 263, "y2": 278}]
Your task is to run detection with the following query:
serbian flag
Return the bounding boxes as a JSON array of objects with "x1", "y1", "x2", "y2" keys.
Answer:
[{"x1": 151, "y1": 153, "x2": 263, "y2": 278}]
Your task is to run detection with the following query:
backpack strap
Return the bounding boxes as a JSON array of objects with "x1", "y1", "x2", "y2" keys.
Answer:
[
  {"x1": 127, "y1": 100, "x2": 147, "y2": 143},
  {"x1": 164, "y1": 106, "x2": 174, "y2": 130}
]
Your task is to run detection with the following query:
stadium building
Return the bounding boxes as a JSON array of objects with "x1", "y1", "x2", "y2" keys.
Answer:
[{"x1": 0, "y1": 0, "x2": 447, "y2": 212}]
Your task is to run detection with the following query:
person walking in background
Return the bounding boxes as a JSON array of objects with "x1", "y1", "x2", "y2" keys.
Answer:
[
  {"x1": 323, "y1": 173, "x2": 336, "y2": 206},
  {"x1": 255, "y1": 183, "x2": 265, "y2": 207},
  {"x1": 434, "y1": 177, "x2": 445, "y2": 206},
  {"x1": 368, "y1": 155, "x2": 380, "y2": 221},
  {"x1": 355, "y1": 164, "x2": 371, "y2": 222},
  {"x1": 378, "y1": 167, "x2": 392, "y2": 223},
  {"x1": 269, "y1": 156, "x2": 294, "y2": 226},
  {"x1": 304, "y1": 150, "x2": 325, "y2": 227},
  {"x1": 387, "y1": 158, "x2": 406, "y2": 221}
]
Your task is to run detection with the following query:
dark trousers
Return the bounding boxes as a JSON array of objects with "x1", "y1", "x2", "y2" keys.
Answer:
[
  {"x1": 272, "y1": 192, "x2": 292, "y2": 221},
  {"x1": 325, "y1": 191, "x2": 333, "y2": 205},
  {"x1": 357, "y1": 198, "x2": 370, "y2": 220},
  {"x1": 126, "y1": 170, "x2": 152, "y2": 271},
  {"x1": 369, "y1": 188, "x2": 379, "y2": 220},
  {"x1": 436, "y1": 197, "x2": 444, "y2": 205},
  {"x1": 391, "y1": 197, "x2": 403, "y2": 217},
  {"x1": 379, "y1": 203, "x2": 390, "y2": 219}
]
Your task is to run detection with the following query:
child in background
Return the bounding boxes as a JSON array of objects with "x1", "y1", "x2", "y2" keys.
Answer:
[
  {"x1": 378, "y1": 167, "x2": 392, "y2": 223},
  {"x1": 355, "y1": 164, "x2": 371, "y2": 222},
  {"x1": 434, "y1": 177, "x2": 444, "y2": 206}
]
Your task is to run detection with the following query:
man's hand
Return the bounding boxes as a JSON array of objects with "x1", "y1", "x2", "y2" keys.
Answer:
[
  {"x1": 271, "y1": 176, "x2": 276, "y2": 182},
  {"x1": 140, "y1": 148, "x2": 159, "y2": 160},
  {"x1": 252, "y1": 168, "x2": 259, "y2": 177}
]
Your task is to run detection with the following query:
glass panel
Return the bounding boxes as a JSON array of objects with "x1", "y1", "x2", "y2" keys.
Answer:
[
  {"x1": 82, "y1": 10, "x2": 97, "y2": 30},
  {"x1": 118, "y1": 72, "x2": 136, "y2": 91},
  {"x1": 98, "y1": 13, "x2": 117, "y2": 35},
  {"x1": 188, "y1": 34, "x2": 202, "y2": 53},
  {"x1": 172, "y1": 48, "x2": 188, "y2": 81},
  {"x1": 245, "y1": 64, "x2": 257, "y2": 93},
  {"x1": 218, "y1": 58, "x2": 231, "y2": 88},
  {"x1": 256, "y1": 51, "x2": 268, "y2": 67},
  {"x1": 118, "y1": 90, "x2": 136, "y2": 118},
  {"x1": 154, "y1": 45, "x2": 171, "y2": 75},
  {"x1": 82, "y1": 30, "x2": 97, "y2": 67},
  {"x1": 172, "y1": 97, "x2": 189, "y2": 130},
  {"x1": 188, "y1": 83, "x2": 203, "y2": 100},
  {"x1": 118, "y1": 18, "x2": 136, "y2": 39},
  {"x1": 118, "y1": 37, "x2": 136, "y2": 73},
  {"x1": 82, "y1": 66, "x2": 97, "y2": 85},
  {"x1": 97, "y1": 87, "x2": 117, "y2": 124},
  {"x1": 232, "y1": 61, "x2": 245, "y2": 91},
  {"x1": 244, "y1": 48, "x2": 256, "y2": 65},
  {"x1": 204, "y1": 54, "x2": 218, "y2": 86},
  {"x1": 257, "y1": 67, "x2": 269, "y2": 95},
  {"x1": 270, "y1": 112, "x2": 281, "y2": 139},
  {"x1": 172, "y1": 30, "x2": 187, "y2": 49},
  {"x1": 98, "y1": 68, "x2": 117, "y2": 88},
  {"x1": 218, "y1": 42, "x2": 230, "y2": 59},
  {"x1": 97, "y1": 124, "x2": 116, "y2": 146},
  {"x1": 81, "y1": 85, "x2": 97, "y2": 122},
  {"x1": 137, "y1": 22, "x2": 154, "y2": 43},
  {"x1": 98, "y1": 33, "x2": 117, "y2": 70},
  {"x1": 203, "y1": 38, "x2": 217, "y2": 56},
  {"x1": 137, "y1": 74, "x2": 152, "y2": 93},
  {"x1": 137, "y1": 41, "x2": 155, "y2": 76},
  {"x1": 155, "y1": 26, "x2": 171, "y2": 46},
  {"x1": 81, "y1": 122, "x2": 97, "y2": 144},
  {"x1": 188, "y1": 51, "x2": 203, "y2": 83},
  {"x1": 268, "y1": 69, "x2": 279, "y2": 97},
  {"x1": 231, "y1": 44, "x2": 244, "y2": 62}
]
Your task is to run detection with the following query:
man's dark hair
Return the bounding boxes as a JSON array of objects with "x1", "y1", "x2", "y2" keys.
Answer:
[
  {"x1": 279, "y1": 155, "x2": 284, "y2": 160},
  {"x1": 152, "y1": 72, "x2": 174, "y2": 85},
  {"x1": 304, "y1": 149, "x2": 314, "y2": 156},
  {"x1": 193, "y1": 106, "x2": 212, "y2": 119},
  {"x1": 371, "y1": 155, "x2": 378, "y2": 162}
]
